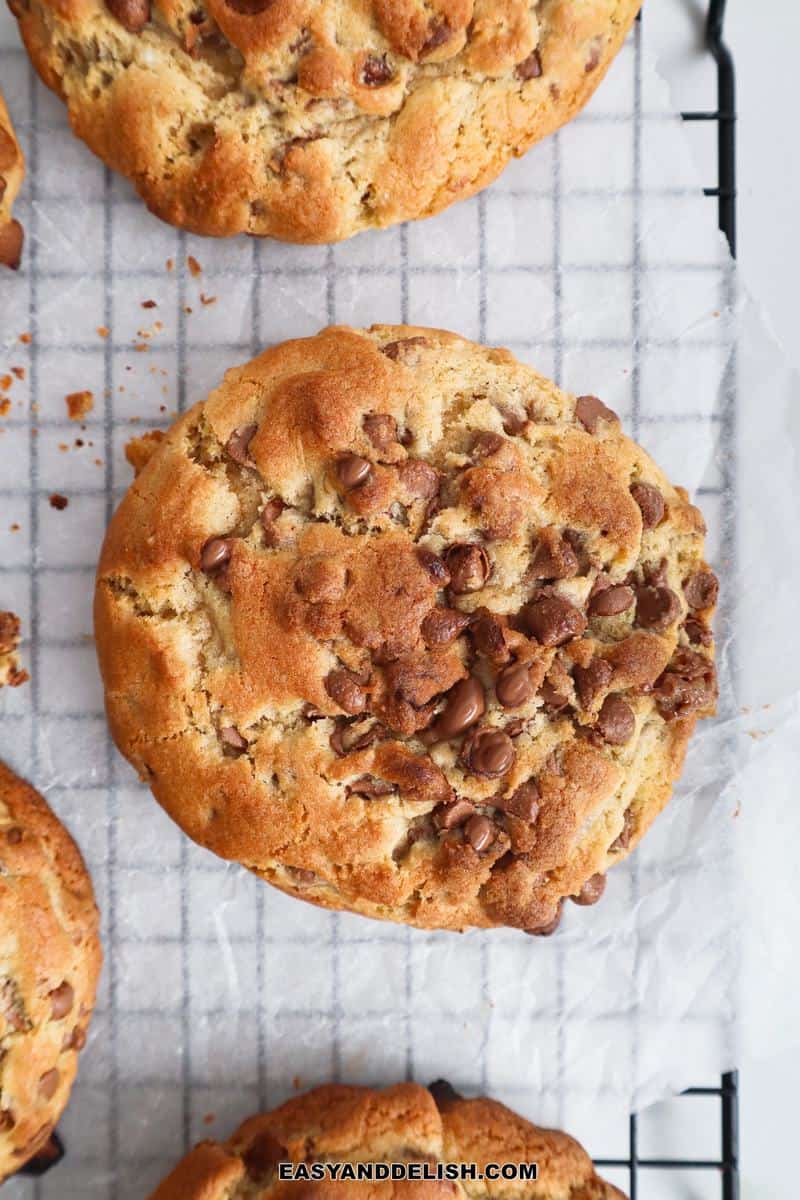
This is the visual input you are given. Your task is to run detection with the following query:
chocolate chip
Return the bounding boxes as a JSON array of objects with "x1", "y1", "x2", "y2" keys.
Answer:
[
  {"x1": 464, "y1": 728, "x2": 515, "y2": 778},
  {"x1": 515, "y1": 48, "x2": 542, "y2": 79},
  {"x1": 573, "y1": 658, "x2": 613, "y2": 709},
  {"x1": 347, "y1": 775, "x2": 395, "y2": 798},
  {"x1": 594, "y1": 694, "x2": 635, "y2": 745},
  {"x1": 538, "y1": 680, "x2": 569, "y2": 711},
  {"x1": 530, "y1": 528, "x2": 579, "y2": 580},
  {"x1": 589, "y1": 583, "x2": 635, "y2": 617},
  {"x1": 261, "y1": 497, "x2": 284, "y2": 526},
  {"x1": 38, "y1": 1070, "x2": 59, "y2": 1101},
  {"x1": 362, "y1": 54, "x2": 393, "y2": 85},
  {"x1": 496, "y1": 663, "x2": 535, "y2": 709},
  {"x1": 653, "y1": 649, "x2": 717, "y2": 720},
  {"x1": 329, "y1": 720, "x2": 380, "y2": 756},
  {"x1": 471, "y1": 431, "x2": 505, "y2": 458},
  {"x1": 431, "y1": 676, "x2": 485, "y2": 741},
  {"x1": 417, "y1": 547, "x2": 450, "y2": 586},
  {"x1": 220, "y1": 725, "x2": 247, "y2": 753},
  {"x1": 225, "y1": 423, "x2": 257, "y2": 466},
  {"x1": 585, "y1": 41, "x2": 602, "y2": 72},
  {"x1": 495, "y1": 781, "x2": 539, "y2": 822},
  {"x1": 420, "y1": 18, "x2": 450, "y2": 56},
  {"x1": 572, "y1": 873, "x2": 606, "y2": 906},
  {"x1": 434, "y1": 798, "x2": 474, "y2": 830},
  {"x1": 325, "y1": 668, "x2": 367, "y2": 715},
  {"x1": 635, "y1": 585, "x2": 681, "y2": 631},
  {"x1": 336, "y1": 453, "x2": 372, "y2": 490},
  {"x1": 683, "y1": 568, "x2": 719, "y2": 611},
  {"x1": 444, "y1": 543, "x2": 490, "y2": 593},
  {"x1": 243, "y1": 1131, "x2": 288, "y2": 1179},
  {"x1": 421, "y1": 607, "x2": 470, "y2": 648},
  {"x1": 610, "y1": 808, "x2": 634, "y2": 852},
  {"x1": 6, "y1": 827, "x2": 22, "y2": 844},
  {"x1": 523, "y1": 594, "x2": 587, "y2": 646},
  {"x1": 105, "y1": 0, "x2": 149, "y2": 30},
  {"x1": 48, "y1": 982, "x2": 74, "y2": 1021},
  {"x1": 684, "y1": 618, "x2": 712, "y2": 646},
  {"x1": 200, "y1": 536, "x2": 233, "y2": 574},
  {"x1": 66, "y1": 1025, "x2": 87, "y2": 1051},
  {"x1": 465, "y1": 814, "x2": 495, "y2": 853},
  {"x1": 428, "y1": 1079, "x2": 463, "y2": 1111},
  {"x1": 469, "y1": 608, "x2": 510, "y2": 664},
  {"x1": 399, "y1": 459, "x2": 439, "y2": 499},
  {"x1": 574, "y1": 395, "x2": 618, "y2": 434},
  {"x1": 500, "y1": 406, "x2": 528, "y2": 435},
  {"x1": 525, "y1": 903, "x2": 563, "y2": 936},
  {"x1": 381, "y1": 336, "x2": 429, "y2": 360},
  {"x1": 630, "y1": 482, "x2": 665, "y2": 530},
  {"x1": 504, "y1": 718, "x2": 524, "y2": 737},
  {"x1": 363, "y1": 412, "x2": 398, "y2": 450}
]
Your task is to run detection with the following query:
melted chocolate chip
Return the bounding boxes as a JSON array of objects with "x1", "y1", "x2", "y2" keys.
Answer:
[
  {"x1": 399, "y1": 459, "x2": 439, "y2": 499},
  {"x1": 431, "y1": 676, "x2": 485, "y2": 741},
  {"x1": 471, "y1": 431, "x2": 505, "y2": 458},
  {"x1": 336, "y1": 453, "x2": 372, "y2": 490},
  {"x1": 381, "y1": 336, "x2": 429, "y2": 360},
  {"x1": 105, "y1": 0, "x2": 149, "y2": 31},
  {"x1": 220, "y1": 725, "x2": 247, "y2": 753},
  {"x1": 434, "y1": 798, "x2": 474, "y2": 830},
  {"x1": 574, "y1": 395, "x2": 618, "y2": 434},
  {"x1": 329, "y1": 720, "x2": 380, "y2": 756},
  {"x1": 38, "y1": 1070, "x2": 59, "y2": 1101},
  {"x1": 260, "y1": 497, "x2": 284, "y2": 543},
  {"x1": 523, "y1": 594, "x2": 587, "y2": 646},
  {"x1": 496, "y1": 662, "x2": 535, "y2": 709},
  {"x1": 530, "y1": 529, "x2": 579, "y2": 580},
  {"x1": 465, "y1": 814, "x2": 495, "y2": 853},
  {"x1": 684, "y1": 618, "x2": 712, "y2": 646},
  {"x1": 589, "y1": 583, "x2": 635, "y2": 617},
  {"x1": 594, "y1": 694, "x2": 635, "y2": 745},
  {"x1": 630, "y1": 482, "x2": 665, "y2": 530},
  {"x1": 421, "y1": 607, "x2": 470, "y2": 648},
  {"x1": 610, "y1": 808, "x2": 635, "y2": 852},
  {"x1": 515, "y1": 48, "x2": 542, "y2": 79},
  {"x1": 635, "y1": 585, "x2": 681, "y2": 631},
  {"x1": 683, "y1": 568, "x2": 719, "y2": 611},
  {"x1": 653, "y1": 649, "x2": 717, "y2": 720},
  {"x1": 48, "y1": 982, "x2": 74, "y2": 1021},
  {"x1": 495, "y1": 781, "x2": 540, "y2": 822},
  {"x1": 417, "y1": 548, "x2": 450, "y2": 586},
  {"x1": 362, "y1": 54, "x2": 394, "y2": 86},
  {"x1": 325, "y1": 668, "x2": 367, "y2": 715},
  {"x1": 420, "y1": 18, "x2": 450, "y2": 56},
  {"x1": 464, "y1": 728, "x2": 515, "y2": 778},
  {"x1": 445, "y1": 543, "x2": 490, "y2": 593},
  {"x1": 243, "y1": 1131, "x2": 288, "y2": 1180},
  {"x1": 572, "y1": 873, "x2": 606, "y2": 905},
  {"x1": 362, "y1": 412, "x2": 398, "y2": 450},
  {"x1": 525, "y1": 903, "x2": 563, "y2": 937},
  {"x1": 200, "y1": 536, "x2": 233, "y2": 575},
  {"x1": 573, "y1": 658, "x2": 613, "y2": 709},
  {"x1": 469, "y1": 609, "x2": 510, "y2": 664},
  {"x1": 347, "y1": 776, "x2": 395, "y2": 798},
  {"x1": 225, "y1": 423, "x2": 257, "y2": 466}
]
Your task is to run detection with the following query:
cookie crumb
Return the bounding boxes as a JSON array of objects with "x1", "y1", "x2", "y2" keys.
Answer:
[
  {"x1": 0, "y1": 375, "x2": 11, "y2": 391},
  {"x1": 141, "y1": 299, "x2": 157, "y2": 309},
  {"x1": 187, "y1": 255, "x2": 202, "y2": 277},
  {"x1": 66, "y1": 390, "x2": 94, "y2": 420},
  {"x1": 166, "y1": 257, "x2": 174, "y2": 272},
  {"x1": 11, "y1": 366, "x2": 24, "y2": 381},
  {"x1": 97, "y1": 326, "x2": 110, "y2": 339},
  {"x1": 125, "y1": 430, "x2": 165, "y2": 476},
  {"x1": 18, "y1": 332, "x2": 31, "y2": 344},
  {"x1": 0, "y1": 398, "x2": 9, "y2": 417},
  {"x1": 200, "y1": 293, "x2": 217, "y2": 306},
  {"x1": 49, "y1": 493, "x2": 69, "y2": 510}
]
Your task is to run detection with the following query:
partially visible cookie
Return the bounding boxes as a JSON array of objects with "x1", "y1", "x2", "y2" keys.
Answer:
[
  {"x1": 0, "y1": 612, "x2": 28, "y2": 689},
  {"x1": 0, "y1": 761, "x2": 102, "y2": 1181},
  {"x1": 148, "y1": 1081, "x2": 625, "y2": 1198},
  {"x1": 0, "y1": 92, "x2": 24, "y2": 270}
]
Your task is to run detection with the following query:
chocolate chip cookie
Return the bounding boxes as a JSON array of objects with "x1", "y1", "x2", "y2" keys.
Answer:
[
  {"x1": 148, "y1": 1080, "x2": 625, "y2": 1198},
  {"x1": 12, "y1": 0, "x2": 640, "y2": 241},
  {"x1": 0, "y1": 761, "x2": 102, "y2": 1181},
  {"x1": 94, "y1": 325, "x2": 718, "y2": 934},
  {"x1": 0, "y1": 92, "x2": 24, "y2": 269}
]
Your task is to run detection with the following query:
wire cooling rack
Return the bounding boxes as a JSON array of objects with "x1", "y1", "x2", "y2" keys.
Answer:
[{"x1": 0, "y1": 0, "x2": 741, "y2": 1196}]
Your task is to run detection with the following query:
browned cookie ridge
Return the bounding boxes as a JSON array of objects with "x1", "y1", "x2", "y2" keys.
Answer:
[
  {"x1": 147, "y1": 1081, "x2": 626, "y2": 1199},
  {"x1": 95, "y1": 325, "x2": 718, "y2": 934},
  {"x1": 0, "y1": 761, "x2": 102, "y2": 1181},
  {"x1": 12, "y1": 0, "x2": 640, "y2": 241},
  {"x1": 0, "y1": 92, "x2": 24, "y2": 269}
]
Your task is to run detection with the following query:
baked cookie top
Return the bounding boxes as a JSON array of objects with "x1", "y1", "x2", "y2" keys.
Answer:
[
  {"x1": 148, "y1": 1080, "x2": 625, "y2": 1199},
  {"x1": 95, "y1": 325, "x2": 718, "y2": 934},
  {"x1": 0, "y1": 761, "x2": 102, "y2": 1180},
  {"x1": 0, "y1": 91, "x2": 24, "y2": 269},
  {"x1": 14, "y1": 0, "x2": 640, "y2": 241}
]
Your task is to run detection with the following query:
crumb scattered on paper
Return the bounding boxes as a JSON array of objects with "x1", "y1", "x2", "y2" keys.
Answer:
[
  {"x1": 200, "y1": 293, "x2": 216, "y2": 306},
  {"x1": 49, "y1": 493, "x2": 68, "y2": 510},
  {"x1": 66, "y1": 390, "x2": 94, "y2": 420},
  {"x1": 0, "y1": 611, "x2": 28, "y2": 688},
  {"x1": 141, "y1": 299, "x2": 157, "y2": 309},
  {"x1": 97, "y1": 325, "x2": 110, "y2": 339},
  {"x1": 187, "y1": 255, "x2": 202, "y2": 277},
  {"x1": 125, "y1": 430, "x2": 165, "y2": 476}
]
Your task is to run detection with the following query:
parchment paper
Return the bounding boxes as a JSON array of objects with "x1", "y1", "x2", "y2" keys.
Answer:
[{"x1": 2, "y1": 5, "x2": 800, "y2": 1198}]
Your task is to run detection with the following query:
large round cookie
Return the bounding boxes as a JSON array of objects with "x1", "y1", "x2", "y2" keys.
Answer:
[
  {"x1": 148, "y1": 1080, "x2": 625, "y2": 1198},
  {"x1": 95, "y1": 325, "x2": 718, "y2": 934},
  {"x1": 13, "y1": 0, "x2": 640, "y2": 241},
  {"x1": 0, "y1": 761, "x2": 102, "y2": 1180}
]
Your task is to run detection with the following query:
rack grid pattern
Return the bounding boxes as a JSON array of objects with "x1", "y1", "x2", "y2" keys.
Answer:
[{"x1": 0, "y1": 1, "x2": 739, "y2": 1197}]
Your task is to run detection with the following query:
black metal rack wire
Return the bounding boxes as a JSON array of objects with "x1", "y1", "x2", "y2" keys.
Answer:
[{"x1": 592, "y1": 2, "x2": 739, "y2": 1197}]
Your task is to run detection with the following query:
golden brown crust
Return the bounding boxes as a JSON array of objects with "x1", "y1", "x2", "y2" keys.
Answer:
[
  {"x1": 0, "y1": 92, "x2": 24, "y2": 269},
  {"x1": 95, "y1": 324, "x2": 717, "y2": 933},
  {"x1": 0, "y1": 761, "x2": 103, "y2": 1181},
  {"x1": 13, "y1": 0, "x2": 640, "y2": 241},
  {"x1": 147, "y1": 1082, "x2": 626, "y2": 1199}
]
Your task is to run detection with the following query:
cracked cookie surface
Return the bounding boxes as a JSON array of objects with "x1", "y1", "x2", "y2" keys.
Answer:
[
  {"x1": 0, "y1": 92, "x2": 24, "y2": 269},
  {"x1": 148, "y1": 1080, "x2": 626, "y2": 1199},
  {"x1": 13, "y1": 0, "x2": 639, "y2": 241},
  {"x1": 95, "y1": 324, "x2": 717, "y2": 934},
  {"x1": 0, "y1": 761, "x2": 102, "y2": 1181}
]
